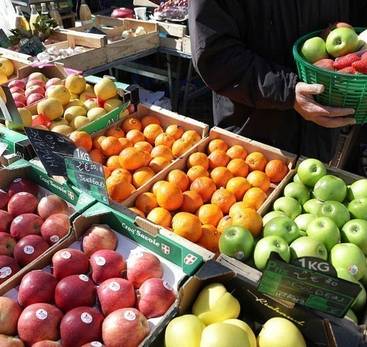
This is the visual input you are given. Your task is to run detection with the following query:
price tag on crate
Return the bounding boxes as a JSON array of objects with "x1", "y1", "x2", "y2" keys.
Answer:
[
  {"x1": 65, "y1": 157, "x2": 109, "y2": 204},
  {"x1": 257, "y1": 254, "x2": 361, "y2": 317}
]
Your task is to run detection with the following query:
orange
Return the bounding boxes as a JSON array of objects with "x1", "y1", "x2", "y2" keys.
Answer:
[
  {"x1": 210, "y1": 167, "x2": 233, "y2": 188},
  {"x1": 106, "y1": 126, "x2": 125, "y2": 138},
  {"x1": 149, "y1": 156, "x2": 171, "y2": 173},
  {"x1": 103, "y1": 166, "x2": 112, "y2": 179},
  {"x1": 265, "y1": 159, "x2": 289, "y2": 183},
  {"x1": 208, "y1": 139, "x2": 228, "y2": 153},
  {"x1": 190, "y1": 177, "x2": 217, "y2": 203},
  {"x1": 165, "y1": 124, "x2": 184, "y2": 140},
  {"x1": 168, "y1": 169, "x2": 190, "y2": 192},
  {"x1": 155, "y1": 181, "x2": 183, "y2": 211},
  {"x1": 69, "y1": 131, "x2": 92, "y2": 152},
  {"x1": 229, "y1": 202, "x2": 248, "y2": 216},
  {"x1": 171, "y1": 212, "x2": 202, "y2": 242},
  {"x1": 106, "y1": 176, "x2": 136, "y2": 202},
  {"x1": 119, "y1": 147, "x2": 146, "y2": 171},
  {"x1": 227, "y1": 159, "x2": 249, "y2": 178},
  {"x1": 129, "y1": 207, "x2": 145, "y2": 218},
  {"x1": 142, "y1": 151, "x2": 152, "y2": 166},
  {"x1": 242, "y1": 187, "x2": 267, "y2": 210},
  {"x1": 188, "y1": 152, "x2": 209, "y2": 170},
  {"x1": 133, "y1": 167, "x2": 155, "y2": 188},
  {"x1": 211, "y1": 188, "x2": 236, "y2": 214},
  {"x1": 245, "y1": 151, "x2": 268, "y2": 171},
  {"x1": 126, "y1": 129, "x2": 145, "y2": 144},
  {"x1": 247, "y1": 170, "x2": 270, "y2": 192},
  {"x1": 106, "y1": 155, "x2": 121, "y2": 170},
  {"x1": 187, "y1": 166, "x2": 210, "y2": 182},
  {"x1": 93, "y1": 135, "x2": 106, "y2": 150},
  {"x1": 143, "y1": 124, "x2": 163, "y2": 144},
  {"x1": 111, "y1": 168, "x2": 132, "y2": 183},
  {"x1": 208, "y1": 150, "x2": 230, "y2": 169},
  {"x1": 100, "y1": 136, "x2": 123, "y2": 157},
  {"x1": 134, "y1": 141, "x2": 153, "y2": 153},
  {"x1": 230, "y1": 207, "x2": 263, "y2": 237},
  {"x1": 155, "y1": 133, "x2": 175, "y2": 148},
  {"x1": 197, "y1": 224, "x2": 221, "y2": 252},
  {"x1": 147, "y1": 207, "x2": 172, "y2": 228},
  {"x1": 197, "y1": 204, "x2": 223, "y2": 227},
  {"x1": 135, "y1": 192, "x2": 158, "y2": 215},
  {"x1": 226, "y1": 145, "x2": 248, "y2": 160},
  {"x1": 152, "y1": 180, "x2": 166, "y2": 195},
  {"x1": 226, "y1": 177, "x2": 251, "y2": 201},
  {"x1": 182, "y1": 130, "x2": 201, "y2": 144},
  {"x1": 118, "y1": 138, "x2": 133, "y2": 150},
  {"x1": 90, "y1": 149, "x2": 105, "y2": 164},
  {"x1": 141, "y1": 115, "x2": 161, "y2": 128},
  {"x1": 151, "y1": 145, "x2": 174, "y2": 160},
  {"x1": 217, "y1": 215, "x2": 233, "y2": 233},
  {"x1": 172, "y1": 139, "x2": 192, "y2": 157},
  {"x1": 122, "y1": 117, "x2": 142, "y2": 132},
  {"x1": 181, "y1": 191, "x2": 203, "y2": 213}
]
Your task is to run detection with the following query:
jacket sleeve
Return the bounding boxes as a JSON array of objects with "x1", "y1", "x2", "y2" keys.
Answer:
[{"x1": 188, "y1": 0, "x2": 298, "y2": 110}]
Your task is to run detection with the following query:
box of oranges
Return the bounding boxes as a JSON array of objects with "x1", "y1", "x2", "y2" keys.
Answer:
[{"x1": 122, "y1": 127, "x2": 297, "y2": 255}]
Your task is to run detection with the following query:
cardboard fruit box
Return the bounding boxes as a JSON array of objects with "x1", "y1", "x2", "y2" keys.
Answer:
[{"x1": 1, "y1": 202, "x2": 194, "y2": 346}]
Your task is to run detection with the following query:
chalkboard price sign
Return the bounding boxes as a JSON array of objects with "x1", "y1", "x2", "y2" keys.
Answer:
[{"x1": 257, "y1": 254, "x2": 361, "y2": 317}]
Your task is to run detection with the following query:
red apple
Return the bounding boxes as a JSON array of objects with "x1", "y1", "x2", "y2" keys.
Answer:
[
  {"x1": 8, "y1": 178, "x2": 39, "y2": 197},
  {"x1": 10, "y1": 213, "x2": 43, "y2": 239},
  {"x1": 127, "y1": 251, "x2": 163, "y2": 288},
  {"x1": 90, "y1": 250, "x2": 125, "y2": 284},
  {"x1": 12, "y1": 93, "x2": 27, "y2": 105},
  {"x1": 41, "y1": 213, "x2": 70, "y2": 245},
  {"x1": 7, "y1": 192, "x2": 38, "y2": 216},
  {"x1": 82, "y1": 225, "x2": 118, "y2": 257},
  {"x1": 55, "y1": 274, "x2": 96, "y2": 312},
  {"x1": 25, "y1": 85, "x2": 45, "y2": 98},
  {"x1": 0, "y1": 297, "x2": 22, "y2": 335},
  {"x1": 52, "y1": 248, "x2": 89, "y2": 280},
  {"x1": 32, "y1": 341, "x2": 62, "y2": 347},
  {"x1": 10, "y1": 86, "x2": 24, "y2": 94},
  {"x1": 27, "y1": 93, "x2": 44, "y2": 106},
  {"x1": 81, "y1": 342, "x2": 105, "y2": 347},
  {"x1": 138, "y1": 278, "x2": 176, "y2": 318},
  {"x1": 18, "y1": 270, "x2": 57, "y2": 307},
  {"x1": 26, "y1": 79, "x2": 45, "y2": 89},
  {"x1": 46, "y1": 78, "x2": 63, "y2": 89},
  {"x1": 14, "y1": 235, "x2": 49, "y2": 267},
  {"x1": 17, "y1": 303, "x2": 63, "y2": 345},
  {"x1": 0, "y1": 334, "x2": 24, "y2": 347},
  {"x1": 97, "y1": 278, "x2": 135, "y2": 315},
  {"x1": 0, "y1": 211, "x2": 13, "y2": 233},
  {"x1": 102, "y1": 308, "x2": 150, "y2": 347},
  {"x1": 0, "y1": 232, "x2": 16, "y2": 256},
  {"x1": 0, "y1": 255, "x2": 20, "y2": 284},
  {"x1": 37, "y1": 195, "x2": 68, "y2": 220},
  {"x1": 8, "y1": 79, "x2": 26, "y2": 89},
  {"x1": 60, "y1": 306, "x2": 104, "y2": 347}
]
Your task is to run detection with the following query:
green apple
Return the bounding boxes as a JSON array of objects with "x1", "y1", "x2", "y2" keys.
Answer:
[
  {"x1": 219, "y1": 226, "x2": 254, "y2": 261},
  {"x1": 313, "y1": 175, "x2": 347, "y2": 202},
  {"x1": 290, "y1": 236, "x2": 328, "y2": 260},
  {"x1": 262, "y1": 211, "x2": 286, "y2": 226},
  {"x1": 361, "y1": 258, "x2": 367, "y2": 287},
  {"x1": 348, "y1": 179, "x2": 367, "y2": 201},
  {"x1": 284, "y1": 182, "x2": 310, "y2": 205},
  {"x1": 342, "y1": 219, "x2": 367, "y2": 255},
  {"x1": 303, "y1": 199, "x2": 324, "y2": 215},
  {"x1": 297, "y1": 158, "x2": 326, "y2": 187},
  {"x1": 192, "y1": 283, "x2": 240, "y2": 325},
  {"x1": 200, "y1": 322, "x2": 250, "y2": 347},
  {"x1": 223, "y1": 320, "x2": 256, "y2": 347},
  {"x1": 348, "y1": 198, "x2": 367, "y2": 219},
  {"x1": 294, "y1": 214, "x2": 316, "y2": 232},
  {"x1": 293, "y1": 174, "x2": 301, "y2": 183},
  {"x1": 326, "y1": 27, "x2": 360, "y2": 58},
  {"x1": 344, "y1": 309, "x2": 358, "y2": 324},
  {"x1": 301, "y1": 36, "x2": 328, "y2": 63},
  {"x1": 253, "y1": 235, "x2": 290, "y2": 270},
  {"x1": 331, "y1": 243, "x2": 367, "y2": 281},
  {"x1": 273, "y1": 197, "x2": 302, "y2": 220},
  {"x1": 263, "y1": 216, "x2": 301, "y2": 243},
  {"x1": 306, "y1": 217, "x2": 340, "y2": 251},
  {"x1": 165, "y1": 314, "x2": 205, "y2": 347},
  {"x1": 257, "y1": 317, "x2": 306, "y2": 347},
  {"x1": 318, "y1": 200, "x2": 350, "y2": 228}
]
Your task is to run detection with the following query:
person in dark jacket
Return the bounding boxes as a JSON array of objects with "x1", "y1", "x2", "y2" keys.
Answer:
[{"x1": 189, "y1": 1, "x2": 367, "y2": 161}]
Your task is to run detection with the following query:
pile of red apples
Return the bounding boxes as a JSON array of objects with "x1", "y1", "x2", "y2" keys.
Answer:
[
  {"x1": 0, "y1": 178, "x2": 71, "y2": 285},
  {"x1": 0, "y1": 224, "x2": 176, "y2": 347}
]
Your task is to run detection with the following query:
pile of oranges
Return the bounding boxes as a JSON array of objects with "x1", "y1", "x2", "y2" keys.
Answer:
[
  {"x1": 131, "y1": 138, "x2": 289, "y2": 253},
  {"x1": 68, "y1": 115, "x2": 202, "y2": 202}
]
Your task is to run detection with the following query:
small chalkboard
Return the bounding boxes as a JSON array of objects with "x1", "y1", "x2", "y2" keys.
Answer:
[
  {"x1": 0, "y1": 30, "x2": 11, "y2": 48},
  {"x1": 24, "y1": 127, "x2": 76, "y2": 176},
  {"x1": 19, "y1": 37, "x2": 45, "y2": 56},
  {"x1": 65, "y1": 157, "x2": 109, "y2": 204},
  {"x1": 257, "y1": 254, "x2": 361, "y2": 317}
]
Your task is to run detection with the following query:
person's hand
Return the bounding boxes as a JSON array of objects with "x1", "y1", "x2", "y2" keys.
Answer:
[{"x1": 294, "y1": 82, "x2": 356, "y2": 128}]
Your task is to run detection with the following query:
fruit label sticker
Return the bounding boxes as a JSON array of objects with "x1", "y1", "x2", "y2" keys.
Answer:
[
  {"x1": 0, "y1": 267, "x2": 12, "y2": 279},
  {"x1": 95, "y1": 256, "x2": 106, "y2": 266},
  {"x1": 79, "y1": 274, "x2": 89, "y2": 282},
  {"x1": 81, "y1": 312, "x2": 93, "y2": 324},
  {"x1": 23, "y1": 245, "x2": 34, "y2": 255},
  {"x1": 124, "y1": 310, "x2": 136, "y2": 321},
  {"x1": 163, "y1": 281, "x2": 172, "y2": 291},
  {"x1": 109, "y1": 281, "x2": 121, "y2": 292},
  {"x1": 90, "y1": 342, "x2": 103, "y2": 347},
  {"x1": 61, "y1": 251, "x2": 72, "y2": 259},
  {"x1": 36, "y1": 309, "x2": 48, "y2": 320},
  {"x1": 50, "y1": 235, "x2": 60, "y2": 243},
  {"x1": 14, "y1": 216, "x2": 23, "y2": 223},
  {"x1": 257, "y1": 254, "x2": 362, "y2": 317}
]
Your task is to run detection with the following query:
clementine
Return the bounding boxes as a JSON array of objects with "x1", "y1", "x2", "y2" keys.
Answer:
[
  {"x1": 165, "y1": 124, "x2": 184, "y2": 140},
  {"x1": 155, "y1": 133, "x2": 175, "y2": 148},
  {"x1": 181, "y1": 190, "x2": 204, "y2": 213},
  {"x1": 172, "y1": 139, "x2": 192, "y2": 157},
  {"x1": 106, "y1": 176, "x2": 136, "y2": 202},
  {"x1": 100, "y1": 136, "x2": 123, "y2": 156},
  {"x1": 151, "y1": 145, "x2": 174, "y2": 160},
  {"x1": 187, "y1": 165, "x2": 210, "y2": 182},
  {"x1": 197, "y1": 204, "x2": 223, "y2": 227},
  {"x1": 143, "y1": 124, "x2": 163, "y2": 144},
  {"x1": 134, "y1": 141, "x2": 153, "y2": 153},
  {"x1": 122, "y1": 117, "x2": 142, "y2": 132},
  {"x1": 230, "y1": 207, "x2": 263, "y2": 237},
  {"x1": 242, "y1": 187, "x2": 267, "y2": 210},
  {"x1": 245, "y1": 151, "x2": 268, "y2": 171},
  {"x1": 197, "y1": 224, "x2": 221, "y2": 252},
  {"x1": 106, "y1": 126, "x2": 125, "y2": 138},
  {"x1": 265, "y1": 159, "x2": 289, "y2": 183},
  {"x1": 182, "y1": 130, "x2": 201, "y2": 144},
  {"x1": 210, "y1": 167, "x2": 234, "y2": 187},
  {"x1": 111, "y1": 168, "x2": 132, "y2": 183},
  {"x1": 119, "y1": 147, "x2": 146, "y2": 171},
  {"x1": 208, "y1": 139, "x2": 228, "y2": 153},
  {"x1": 208, "y1": 150, "x2": 230, "y2": 169},
  {"x1": 147, "y1": 207, "x2": 172, "y2": 228},
  {"x1": 93, "y1": 135, "x2": 106, "y2": 150},
  {"x1": 69, "y1": 131, "x2": 92, "y2": 152},
  {"x1": 118, "y1": 138, "x2": 133, "y2": 150},
  {"x1": 106, "y1": 155, "x2": 121, "y2": 170},
  {"x1": 217, "y1": 215, "x2": 233, "y2": 233},
  {"x1": 141, "y1": 115, "x2": 161, "y2": 128},
  {"x1": 135, "y1": 192, "x2": 158, "y2": 215},
  {"x1": 227, "y1": 159, "x2": 249, "y2": 177},
  {"x1": 226, "y1": 145, "x2": 248, "y2": 160},
  {"x1": 226, "y1": 177, "x2": 251, "y2": 200},
  {"x1": 168, "y1": 169, "x2": 190, "y2": 192},
  {"x1": 152, "y1": 180, "x2": 166, "y2": 195},
  {"x1": 190, "y1": 177, "x2": 217, "y2": 203},
  {"x1": 89, "y1": 149, "x2": 105, "y2": 164},
  {"x1": 155, "y1": 181, "x2": 183, "y2": 211},
  {"x1": 172, "y1": 212, "x2": 202, "y2": 242},
  {"x1": 211, "y1": 188, "x2": 236, "y2": 214},
  {"x1": 247, "y1": 170, "x2": 270, "y2": 192},
  {"x1": 188, "y1": 152, "x2": 209, "y2": 170},
  {"x1": 149, "y1": 156, "x2": 171, "y2": 173},
  {"x1": 132, "y1": 167, "x2": 155, "y2": 188},
  {"x1": 126, "y1": 129, "x2": 145, "y2": 144}
]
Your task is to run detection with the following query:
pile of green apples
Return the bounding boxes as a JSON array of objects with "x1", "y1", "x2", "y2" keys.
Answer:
[
  {"x1": 220, "y1": 158, "x2": 367, "y2": 322},
  {"x1": 164, "y1": 283, "x2": 307, "y2": 347}
]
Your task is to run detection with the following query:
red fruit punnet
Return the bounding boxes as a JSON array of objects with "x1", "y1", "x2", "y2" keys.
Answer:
[
  {"x1": 352, "y1": 59, "x2": 367, "y2": 74},
  {"x1": 314, "y1": 58, "x2": 335, "y2": 71},
  {"x1": 333, "y1": 53, "x2": 360, "y2": 70},
  {"x1": 338, "y1": 66, "x2": 357, "y2": 74}
]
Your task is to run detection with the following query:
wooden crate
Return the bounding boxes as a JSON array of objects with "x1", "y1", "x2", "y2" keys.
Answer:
[
  {"x1": 157, "y1": 21, "x2": 187, "y2": 38},
  {"x1": 0, "y1": 48, "x2": 32, "y2": 80},
  {"x1": 48, "y1": 29, "x2": 106, "y2": 48}
]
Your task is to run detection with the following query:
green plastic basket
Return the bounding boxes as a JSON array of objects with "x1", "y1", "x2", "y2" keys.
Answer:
[{"x1": 293, "y1": 28, "x2": 367, "y2": 124}]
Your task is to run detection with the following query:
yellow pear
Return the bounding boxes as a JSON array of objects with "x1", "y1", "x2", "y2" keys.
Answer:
[
  {"x1": 165, "y1": 315, "x2": 204, "y2": 347},
  {"x1": 223, "y1": 320, "x2": 257, "y2": 347},
  {"x1": 80, "y1": 91, "x2": 96, "y2": 102},
  {"x1": 65, "y1": 74, "x2": 86, "y2": 94},
  {"x1": 258, "y1": 318, "x2": 306, "y2": 347},
  {"x1": 46, "y1": 85, "x2": 71, "y2": 106},
  {"x1": 64, "y1": 106, "x2": 87, "y2": 122},
  {"x1": 28, "y1": 72, "x2": 46, "y2": 82},
  {"x1": 66, "y1": 99, "x2": 84, "y2": 108},
  {"x1": 87, "y1": 107, "x2": 106, "y2": 122},
  {"x1": 50, "y1": 119, "x2": 69, "y2": 129},
  {"x1": 84, "y1": 98, "x2": 99, "y2": 110},
  {"x1": 71, "y1": 116, "x2": 90, "y2": 129},
  {"x1": 104, "y1": 98, "x2": 122, "y2": 112},
  {"x1": 0, "y1": 73, "x2": 8, "y2": 84},
  {"x1": 200, "y1": 323, "x2": 251, "y2": 347},
  {"x1": 0, "y1": 58, "x2": 14, "y2": 77},
  {"x1": 37, "y1": 98, "x2": 64, "y2": 120},
  {"x1": 52, "y1": 124, "x2": 73, "y2": 136},
  {"x1": 94, "y1": 77, "x2": 117, "y2": 101}
]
